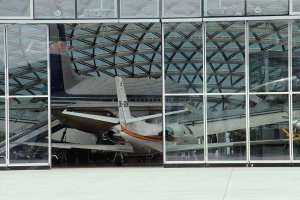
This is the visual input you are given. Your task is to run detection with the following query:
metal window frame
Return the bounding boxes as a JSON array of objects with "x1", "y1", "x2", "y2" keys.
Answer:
[
  {"x1": 1, "y1": 24, "x2": 50, "y2": 168},
  {"x1": 289, "y1": 20, "x2": 293, "y2": 163},
  {"x1": 205, "y1": 20, "x2": 247, "y2": 164},
  {"x1": 290, "y1": 19, "x2": 300, "y2": 163},
  {"x1": 161, "y1": 18, "x2": 206, "y2": 165},
  {"x1": 247, "y1": 20, "x2": 291, "y2": 163},
  {"x1": 163, "y1": 20, "x2": 205, "y2": 165}
]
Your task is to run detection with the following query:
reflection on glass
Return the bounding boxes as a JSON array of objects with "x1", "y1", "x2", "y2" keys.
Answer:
[
  {"x1": 249, "y1": 21, "x2": 288, "y2": 93},
  {"x1": 206, "y1": 22, "x2": 245, "y2": 93},
  {"x1": 163, "y1": 0, "x2": 201, "y2": 18},
  {"x1": 165, "y1": 96, "x2": 204, "y2": 161},
  {"x1": 77, "y1": 0, "x2": 117, "y2": 18},
  {"x1": 7, "y1": 24, "x2": 48, "y2": 96},
  {"x1": 0, "y1": 27, "x2": 4, "y2": 95},
  {"x1": 0, "y1": 99, "x2": 5, "y2": 164},
  {"x1": 34, "y1": 0, "x2": 76, "y2": 19},
  {"x1": 164, "y1": 22, "x2": 203, "y2": 93},
  {"x1": 247, "y1": 0, "x2": 288, "y2": 16},
  {"x1": 292, "y1": 20, "x2": 300, "y2": 92},
  {"x1": 250, "y1": 94, "x2": 289, "y2": 160},
  {"x1": 9, "y1": 98, "x2": 48, "y2": 164},
  {"x1": 63, "y1": 23, "x2": 162, "y2": 79},
  {"x1": 120, "y1": 0, "x2": 159, "y2": 18},
  {"x1": 0, "y1": 0, "x2": 30, "y2": 17},
  {"x1": 293, "y1": 94, "x2": 300, "y2": 160},
  {"x1": 207, "y1": 95, "x2": 246, "y2": 161},
  {"x1": 204, "y1": 0, "x2": 245, "y2": 17},
  {"x1": 292, "y1": 0, "x2": 300, "y2": 13}
]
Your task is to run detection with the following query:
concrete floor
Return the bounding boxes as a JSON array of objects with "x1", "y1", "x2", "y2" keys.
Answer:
[{"x1": 1, "y1": 167, "x2": 300, "y2": 200}]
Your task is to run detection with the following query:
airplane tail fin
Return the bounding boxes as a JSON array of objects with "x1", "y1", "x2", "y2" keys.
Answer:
[
  {"x1": 49, "y1": 24, "x2": 81, "y2": 92},
  {"x1": 115, "y1": 77, "x2": 132, "y2": 126}
]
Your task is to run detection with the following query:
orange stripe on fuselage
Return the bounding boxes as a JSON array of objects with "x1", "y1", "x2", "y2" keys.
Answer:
[{"x1": 121, "y1": 126, "x2": 162, "y2": 142}]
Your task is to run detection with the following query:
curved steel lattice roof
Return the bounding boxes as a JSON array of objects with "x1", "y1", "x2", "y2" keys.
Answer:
[{"x1": 3, "y1": 21, "x2": 300, "y2": 96}]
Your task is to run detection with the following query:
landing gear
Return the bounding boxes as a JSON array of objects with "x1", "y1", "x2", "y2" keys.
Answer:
[{"x1": 113, "y1": 152, "x2": 124, "y2": 166}]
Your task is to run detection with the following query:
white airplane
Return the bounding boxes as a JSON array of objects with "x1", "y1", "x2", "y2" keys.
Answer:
[{"x1": 23, "y1": 76, "x2": 194, "y2": 165}]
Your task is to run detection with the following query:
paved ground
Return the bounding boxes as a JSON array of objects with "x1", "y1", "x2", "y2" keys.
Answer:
[{"x1": 1, "y1": 167, "x2": 300, "y2": 200}]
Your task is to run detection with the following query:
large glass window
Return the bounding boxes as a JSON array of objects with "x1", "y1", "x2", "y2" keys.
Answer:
[
  {"x1": 246, "y1": 0, "x2": 288, "y2": 16},
  {"x1": 9, "y1": 98, "x2": 48, "y2": 164},
  {"x1": 77, "y1": 0, "x2": 117, "y2": 19},
  {"x1": 51, "y1": 23, "x2": 163, "y2": 166},
  {"x1": 0, "y1": 0, "x2": 31, "y2": 17},
  {"x1": 34, "y1": 0, "x2": 76, "y2": 19},
  {"x1": 249, "y1": 21, "x2": 289, "y2": 161},
  {"x1": 164, "y1": 22, "x2": 203, "y2": 94},
  {"x1": 204, "y1": 0, "x2": 245, "y2": 17},
  {"x1": 249, "y1": 94, "x2": 289, "y2": 160},
  {"x1": 0, "y1": 99, "x2": 5, "y2": 164},
  {"x1": 7, "y1": 25, "x2": 48, "y2": 96},
  {"x1": 293, "y1": 20, "x2": 300, "y2": 160},
  {"x1": 207, "y1": 95, "x2": 246, "y2": 161},
  {"x1": 5, "y1": 24, "x2": 49, "y2": 165},
  {"x1": 293, "y1": 94, "x2": 300, "y2": 160},
  {"x1": 206, "y1": 22, "x2": 245, "y2": 93},
  {"x1": 163, "y1": 0, "x2": 201, "y2": 18},
  {"x1": 120, "y1": 0, "x2": 159, "y2": 18},
  {"x1": 292, "y1": 0, "x2": 300, "y2": 13},
  {"x1": 165, "y1": 96, "x2": 204, "y2": 161},
  {"x1": 0, "y1": 27, "x2": 5, "y2": 165},
  {"x1": 292, "y1": 20, "x2": 300, "y2": 92},
  {"x1": 0, "y1": 27, "x2": 5, "y2": 95},
  {"x1": 249, "y1": 21, "x2": 288, "y2": 93}
]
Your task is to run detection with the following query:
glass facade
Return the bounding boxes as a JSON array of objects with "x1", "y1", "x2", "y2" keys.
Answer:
[
  {"x1": 1, "y1": 1, "x2": 300, "y2": 168},
  {"x1": 163, "y1": 20, "x2": 300, "y2": 164}
]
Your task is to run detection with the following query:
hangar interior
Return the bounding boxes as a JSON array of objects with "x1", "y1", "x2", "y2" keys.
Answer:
[{"x1": 0, "y1": 0, "x2": 300, "y2": 167}]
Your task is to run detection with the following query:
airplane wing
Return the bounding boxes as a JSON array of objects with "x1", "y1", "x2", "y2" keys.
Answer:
[
  {"x1": 166, "y1": 139, "x2": 290, "y2": 153},
  {"x1": 126, "y1": 109, "x2": 190, "y2": 123},
  {"x1": 62, "y1": 109, "x2": 120, "y2": 124},
  {"x1": 18, "y1": 142, "x2": 134, "y2": 153},
  {"x1": 185, "y1": 109, "x2": 289, "y2": 136},
  {"x1": 63, "y1": 108, "x2": 189, "y2": 124}
]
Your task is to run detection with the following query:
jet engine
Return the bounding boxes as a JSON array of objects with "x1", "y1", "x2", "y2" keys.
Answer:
[{"x1": 98, "y1": 125, "x2": 124, "y2": 144}]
